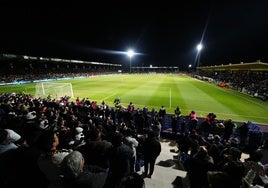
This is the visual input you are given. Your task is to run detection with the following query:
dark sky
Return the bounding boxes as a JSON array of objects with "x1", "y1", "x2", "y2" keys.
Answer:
[{"x1": 1, "y1": 1, "x2": 268, "y2": 70}]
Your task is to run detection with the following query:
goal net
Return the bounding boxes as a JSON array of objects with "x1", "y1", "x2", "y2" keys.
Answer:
[{"x1": 35, "y1": 82, "x2": 74, "y2": 99}]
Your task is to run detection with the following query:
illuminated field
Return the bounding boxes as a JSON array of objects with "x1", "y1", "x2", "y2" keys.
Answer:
[{"x1": 1, "y1": 74, "x2": 267, "y2": 124}]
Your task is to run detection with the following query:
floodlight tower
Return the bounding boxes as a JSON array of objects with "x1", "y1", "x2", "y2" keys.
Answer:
[
  {"x1": 188, "y1": 64, "x2": 192, "y2": 73},
  {"x1": 196, "y1": 43, "x2": 203, "y2": 69},
  {"x1": 127, "y1": 49, "x2": 134, "y2": 73}
]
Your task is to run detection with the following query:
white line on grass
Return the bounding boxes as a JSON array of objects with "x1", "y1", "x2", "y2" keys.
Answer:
[
  {"x1": 101, "y1": 92, "x2": 119, "y2": 102},
  {"x1": 169, "y1": 88, "x2": 171, "y2": 109}
]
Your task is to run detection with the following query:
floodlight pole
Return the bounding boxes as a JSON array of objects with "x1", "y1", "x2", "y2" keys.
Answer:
[
  {"x1": 188, "y1": 64, "x2": 192, "y2": 73},
  {"x1": 127, "y1": 49, "x2": 134, "y2": 73},
  {"x1": 129, "y1": 56, "x2": 132, "y2": 73},
  {"x1": 197, "y1": 53, "x2": 201, "y2": 68},
  {"x1": 196, "y1": 44, "x2": 203, "y2": 71}
]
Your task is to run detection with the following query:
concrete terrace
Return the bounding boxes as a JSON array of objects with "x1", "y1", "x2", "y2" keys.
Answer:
[{"x1": 138, "y1": 138, "x2": 250, "y2": 188}]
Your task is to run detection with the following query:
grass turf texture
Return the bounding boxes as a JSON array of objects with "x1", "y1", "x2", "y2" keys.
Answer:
[{"x1": 1, "y1": 74, "x2": 267, "y2": 124}]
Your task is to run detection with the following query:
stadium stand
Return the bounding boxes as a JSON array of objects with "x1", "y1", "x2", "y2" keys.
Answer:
[
  {"x1": 195, "y1": 61, "x2": 268, "y2": 101},
  {"x1": 1, "y1": 55, "x2": 268, "y2": 187}
]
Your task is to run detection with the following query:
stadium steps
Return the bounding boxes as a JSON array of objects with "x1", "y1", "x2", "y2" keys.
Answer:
[{"x1": 138, "y1": 139, "x2": 190, "y2": 188}]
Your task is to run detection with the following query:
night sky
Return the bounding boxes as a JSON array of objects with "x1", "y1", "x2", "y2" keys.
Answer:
[{"x1": 1, "y1": 1, "x2": 268, "y2": 70}]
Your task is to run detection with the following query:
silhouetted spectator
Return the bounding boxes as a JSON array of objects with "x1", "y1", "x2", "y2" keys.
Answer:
[
  {"x1": 185, "y1": 146, "x2": 215, "y2": 188},
  {"x1": 223, "y1": 119, "x2": 235, "y2": 142},
  {"x1": 244, "y1": 150, "x2": 267, "y2": 186},
  {"x1": 171, "y1": 115, "x2": 178, "y2": 133},
  {"x1": 208, "y1": 147, "x2": 245, "y2": 188},
  {"x1": 158, "y1": 105, "x2": 166, "y2": 119},
  {"x1": 107, "y1": 132, "x2": 134, "y2": 187},
  {"x1": 37, "y1": 130, "x2": 70, "y2": 188},
  {"x1": 61, "y1": 150, "x2": 108, "y2": 188},
  {"x1": 189, "y1": 110, "x2": 196, "y2": 120},
  {"x1": 258, "y1": 138, "x2": 268, "y2": 165},
  {"x1": 237, "y1": 122, "x2": 249, "y2": 149},
  {"x1": 174, "y1": 106, "x2": 181, "y2": 116},
  {"x1": 142, "y1": 130, "x2": 161, "y2": 178}
]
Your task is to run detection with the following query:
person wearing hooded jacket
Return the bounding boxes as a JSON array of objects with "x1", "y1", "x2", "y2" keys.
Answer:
[{"x1": 142, "y1": 129, "x2": 161, "y2": 178}]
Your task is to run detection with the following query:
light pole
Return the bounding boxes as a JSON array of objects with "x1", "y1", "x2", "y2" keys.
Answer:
[
  {"x1": 127, "y1": 49, "x2": 134, "y2": 73},
  {"x1": 188, "y1": 64, "x2": 192, "y2": 73},
  {"x1": 196, "y1": 43, "x2": 203, "y2": 69}
]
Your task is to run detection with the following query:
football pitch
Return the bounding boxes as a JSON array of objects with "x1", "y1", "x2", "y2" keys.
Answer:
[{"x1": 1, "y1": 74, "x2": 268, "y2": 125}]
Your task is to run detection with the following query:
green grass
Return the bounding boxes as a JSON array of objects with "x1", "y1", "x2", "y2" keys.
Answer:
[{"x1": 1, "y1": 74, "x2": 268, "y2": 124}]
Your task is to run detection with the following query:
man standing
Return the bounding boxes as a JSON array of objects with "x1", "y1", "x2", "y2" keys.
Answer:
[
  {"x1": 142, "y1": 130, "x2": 161, "y2": 178},
  {"x1": 158, "y1": 105, "x2": 166, "y2": 118}
]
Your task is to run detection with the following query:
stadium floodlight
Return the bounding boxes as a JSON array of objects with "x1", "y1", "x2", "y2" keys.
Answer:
[
  {"x1": 127, "y1": 49, "x2": 134, "y2": 73},
  {"x1": 196, "y1": 43, "x2": 203, "y2": 68},
  {"x1": 197, "y1": 44, "x2": 203, "y2": 52}
]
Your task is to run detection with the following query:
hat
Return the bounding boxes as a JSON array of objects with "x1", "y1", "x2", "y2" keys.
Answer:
[
  {"x1": 6, "y1": 129, "x2": 21, "y2": 141},
  {"x1": 75, "y1": 127, "x2": 83, "y2": 133},
  {"x1": 40, "y1": 120, "x2": 49, "y2": 129},
  {"x1": 26, "y1": 111, "x2": 37, "y2": 120},
  {"x1": 207, "y1": 134, "x2": 214, "y2": 140},
  {"x1": 214, "y1": 135, "x2": 221, "y2": 142},
  {"x1": 230, "y1": 137, "x2": 240, "y2": 145},
  {"x1": 8, "y1": 111, "x2": 16, "y2": 116}
]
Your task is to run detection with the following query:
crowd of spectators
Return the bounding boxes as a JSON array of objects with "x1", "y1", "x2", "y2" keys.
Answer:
[
  {"x1": 197, "y1": 70, "x2": 268, "y2": 101},
  {"x1": 170, "y1": 111, "x2": 268, "y2": 188},
  {"x1": 0, "y1": 91, "x2": 268, "y2": 187},
  {"x1": 0, "y1": 58, "x2": 268, "y2": 187},
  {"x1": 0, "y1": 57, "x2": 120, "y2": 84},
  {"x1": 0, "y1": 92, "x2": 166, "y2": 188}
]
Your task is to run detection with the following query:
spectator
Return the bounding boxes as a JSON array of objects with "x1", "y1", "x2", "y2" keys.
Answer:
[
  {"x1": 171, "y1": 114, "x2": 178, "y2": 133},
  {"x1": 0, "y1": 138, "x2": 47, "y2": 188},
  {"x1": 61, "y1": 150, "x2": 108, "y2": 188},
  {"x1": 208, "y1": 147, "x2": 245, "y2": 188},
  {"x1": 107, "y1": 132, "x2": 134, "y2": 188},
  {"x1": 151, "y1": 119, "x2": 162, "y2": 139},
  {"x1": 189, "y1": 110, "x2": 196, "y2": 120},
  {"x1": 158, "y1": 105, "x2": 166, "y2": 125},
  {"x1": 123, "y1": 128, "x2": 139, "y2": 173},
  {"x1": 0, "y1": 128, "x2": 27, "y2": 155},
  {"x1": 223, "y1": 119, "x2": 236, "y2": 142},
  {"x1": 158, "y1": 105, "x2": 166, "y2": 118},
  {"x1": 199, "y1": 112, "x2": 216, "y2": 137},
  {"x1": 78, "y1": 128, "x2": 112, "y2": 169},
  {"x1": 37, "y1": 130, "x2": 70, "y2": 188},
  {"x1": 142, "y1": 130, "x2": 161, "y2": 178},
  {"x1": 244, "y1": 150, "x2": 267, "y2": 187},
  {"x1": 128, "y1": 102, "x2": 135, "y2": 113},
  {"x1": 257, "y1": 139, "x2": 268, "y2": 165},
  {"x1": 174, "y1": 106, "x2": 181, "y2": 116},
  {"x1": 185, "y1": 146, "x2": 215, "y2": 188},
  {"x1": 237, "y1": 122, "x2": 249, "y2": 149}
]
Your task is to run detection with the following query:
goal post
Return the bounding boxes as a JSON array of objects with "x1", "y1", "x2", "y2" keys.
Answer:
[{"x1": 35, "y1": 82, "x2": 74, "y2": 99}]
